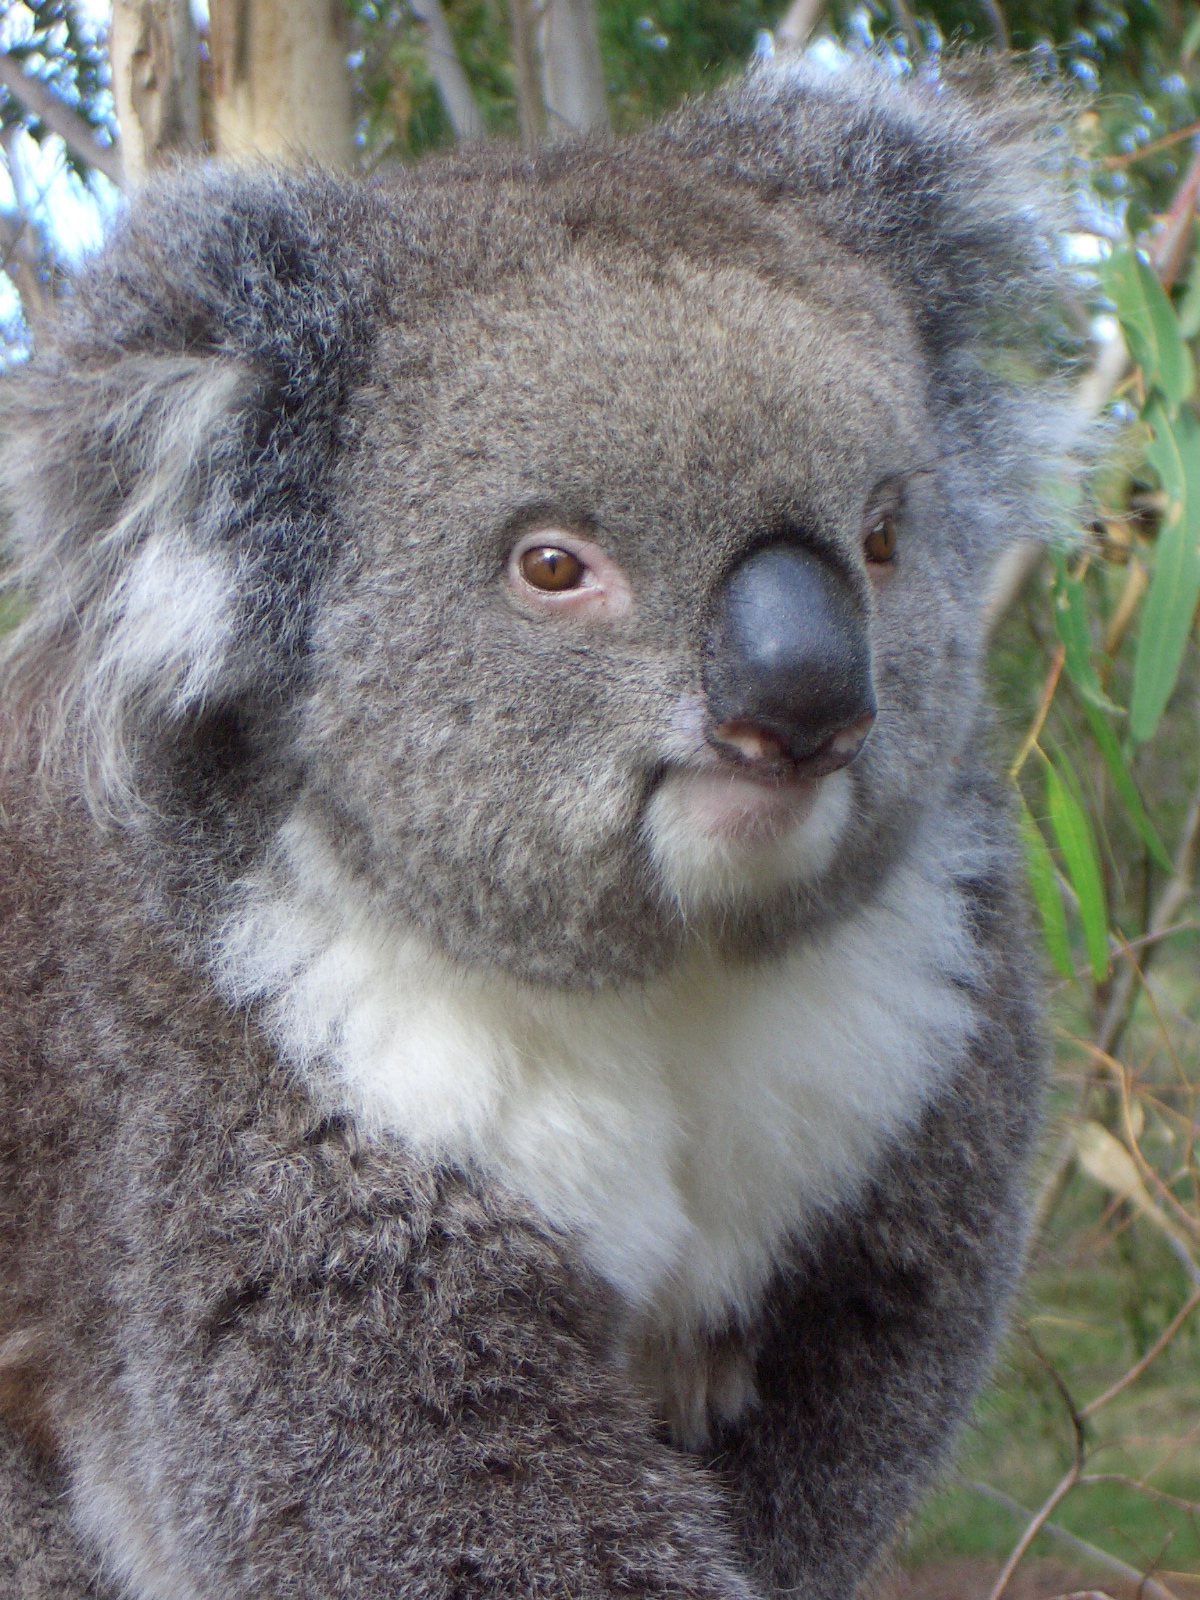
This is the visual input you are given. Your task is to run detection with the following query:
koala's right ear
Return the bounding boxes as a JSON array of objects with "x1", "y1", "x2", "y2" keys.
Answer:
[
  {"x1": 0, "y1": 167, "x2": 381, "y2": 815},
  {"x1": 0, "y1": 346, "x2": 258, "y2": 813}
]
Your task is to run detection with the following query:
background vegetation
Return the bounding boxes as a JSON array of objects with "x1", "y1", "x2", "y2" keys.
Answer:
[{"x1": 2, "y1": 0, "x2": 1200, "y2": 1594}]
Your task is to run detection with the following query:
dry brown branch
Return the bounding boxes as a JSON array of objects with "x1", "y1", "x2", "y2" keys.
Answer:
[
  {"x1": 986, "y1": 1334, "x2": 1087, "y2": 1600},
  {"x1": 0, "y1": 50, "x2": 124, "y2": 187},
  {"x1": 1104, "y1": 120, "x2": 1200, "y2": 169},
  {"x1": 985, "y1": 1463, "x2": 1081, "y2": 1600}
]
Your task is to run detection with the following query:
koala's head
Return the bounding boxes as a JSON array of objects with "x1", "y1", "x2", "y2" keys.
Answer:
[{"x1": 0, "y1": 57, "x2": 1075, "y2": 987}]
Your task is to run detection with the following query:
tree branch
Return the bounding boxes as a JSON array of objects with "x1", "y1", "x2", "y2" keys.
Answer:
[
  {"x1": 0, "y1": 51, "x2": 124, "y2": 188},
  {"x1": 964, "y1": 1483, "x2": 1182, "y2": 1600},
  {"x1": 774, "y1": 0, "x2": 828, "y2": 52},
  {"x1": 410, "y1": 0, "x2": 485, "y2": 141}
]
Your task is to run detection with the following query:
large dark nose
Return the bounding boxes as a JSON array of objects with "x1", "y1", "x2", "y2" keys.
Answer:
[{"x1": 703, "y1": 544, "x2": 876, "y2": 775}]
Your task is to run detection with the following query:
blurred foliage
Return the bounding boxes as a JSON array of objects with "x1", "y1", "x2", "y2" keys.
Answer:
[{"x1": 0, "y1": 0, "x2": 114, "y2": 175}]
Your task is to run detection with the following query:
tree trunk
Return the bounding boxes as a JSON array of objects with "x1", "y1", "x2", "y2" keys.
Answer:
[
  {"x1": 108, "y1": 0, "x2": 201, "y2": 181},
  {"x1": 538, "y1": 0, "x2": 607, "y2": 138},
  {"x1": 208, "y1": 0, "x2": 355, "y2": 168},
  {"x1": 508, "y1": 0, "x2": 545, "y2": 147}
]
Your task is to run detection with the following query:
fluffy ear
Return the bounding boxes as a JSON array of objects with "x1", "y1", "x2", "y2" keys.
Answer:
[
  {"x1": 664, "y1": 56, "x2": 1082, "y2": 549},
  {"x1": 0, "y1": 351, "x2": 253, "y2": 810},
  {"x1": 667, "y1": 54, "x2": 1075, "y2": 368},
  {"x1": 0, "y1": 167, "x2": 380, "y2": 813}
]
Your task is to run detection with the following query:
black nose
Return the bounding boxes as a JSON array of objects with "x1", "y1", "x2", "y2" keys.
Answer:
[{"x1": 703, "y1": 544, "x2": 876, "y2": 773}]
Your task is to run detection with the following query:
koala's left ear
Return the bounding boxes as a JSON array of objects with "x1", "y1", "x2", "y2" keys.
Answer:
[
  {"x1": 664, "y1": 54, "x2": 1075, "y2": 370},
  {"x1": 662, "y1": 55, "x2": 1082, "y2": 551}
]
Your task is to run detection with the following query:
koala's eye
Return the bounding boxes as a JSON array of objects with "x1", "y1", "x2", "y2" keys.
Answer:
[
  {"x1": 520, "y1": 546, "x2": 586, "y2": 591},
  {"x1": 863, "y1": 515, "x2": 898, "y2": 565},
  {"x1": 507, "y1": 530, "x2": 632, "y2": 619}
]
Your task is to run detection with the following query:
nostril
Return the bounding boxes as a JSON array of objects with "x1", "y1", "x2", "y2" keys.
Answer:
[
  {"x1": 711, "y1": 720, "x2": 790, "y2": 765},
  {"x1": 710, "y1": 708, "x2": 875, "y2": 779},
  {"x1": 828, "y1": 709, "x2": 876, "y2": 764}
]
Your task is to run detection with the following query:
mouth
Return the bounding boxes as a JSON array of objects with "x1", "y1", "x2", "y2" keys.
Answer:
[
  {"x1": 670, "y1": 710, "x2": 874, "y2": 846},
  {"x1": 669, "y1": 765, "x2": 820, "y2": 845}
]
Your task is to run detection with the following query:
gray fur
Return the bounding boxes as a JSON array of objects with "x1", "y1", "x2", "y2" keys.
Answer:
[{"x1": 0, "y1": 55, "x2": 1062, "y2": 1599}]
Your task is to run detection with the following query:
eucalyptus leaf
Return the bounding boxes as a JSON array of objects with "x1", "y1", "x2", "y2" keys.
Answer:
[
  {"x1": 1017, "y1": 799, "x2": 1074, "y2": 979},
  {"x1": 1103, "y1": 245, "x2": 1195, "y2": 408},
  {"x1": 1045, "y1": 759, "x2": 1110, "y2": 982},
  {"x1": 1081, "y1": 699, "x2": 1172, "y2": 870},
  {"x1": 1131, "y1": 399, "x2": 1200, "y2": 741},
  {"x1": 1050, "y1": 549, "x2": 1120, "y2": 712}
]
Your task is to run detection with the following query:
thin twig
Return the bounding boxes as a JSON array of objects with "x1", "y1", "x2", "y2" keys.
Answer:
[
  {"x1": 1078, "y1": 1477, "x2": 1200, "y2": 1514},
  {"x1": 986, "y1": 1464, "x2": 1080, "y2": 1600},
  {"x1": 987, "y1": 1331, "x2": 1087, "y2": 1600},
  {"x1": 1079, "y1": 1287, "x2": 1200, "y2": 1417},
  {"x1": 964, "y1": 1483, "x2": 1182, "y2": 1600},
  {"x1": 1009, "y1": 644, "x2": 1065, "y2": 779},
  {"x1": 1104, "y1": 118, "x2": 1200, "y2": 169}
]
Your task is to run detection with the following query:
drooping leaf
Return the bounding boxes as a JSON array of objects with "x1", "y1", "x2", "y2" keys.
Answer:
[
  {"x1": 1045, "y1": 759, "x2": 1110, "y2": 982},
  {"x1": 1017, "y1": 799, "x2": 1074, "y2": 978},
  {"x1": 1081, "y1": 699, "x2": 1172, "y2": 870},
  {"x1": 1102, "y1": 245, "x2": 1194, "y2": 409},
  {"x1": 1131, "y1": 398, "x2": 1200, "y2": 742},
  {"x1": 1075, "y1": 1121, "x2": 1196, "y2": 1254}
]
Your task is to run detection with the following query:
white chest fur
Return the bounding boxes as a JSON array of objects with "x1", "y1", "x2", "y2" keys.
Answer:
[{"x1": 216, "y1": 814, "x2": 979, "y2": 1339}]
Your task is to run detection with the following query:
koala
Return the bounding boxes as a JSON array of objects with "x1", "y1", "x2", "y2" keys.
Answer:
[{"x1": 0, "y1": 53, "x2": 1069, "y2": 1600}]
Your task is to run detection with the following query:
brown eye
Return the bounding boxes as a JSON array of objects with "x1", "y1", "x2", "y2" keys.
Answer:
[
  {"x1": 520, "y1": 546, "x2": 586, "y2": 591},
  {"x1": 864, "y1": 515, "x2": 898, "y2": 565}
]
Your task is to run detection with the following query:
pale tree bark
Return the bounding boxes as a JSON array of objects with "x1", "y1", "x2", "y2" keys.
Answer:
[
  {"x1": 109, "y1": 0, "x2": 201, "y2": 182},
  {"x1": 773, "y1": 0, "x2": 827, "y2": 52},
  {"x1": 208, "y1": 0, "x2": 355, "y2": 168},
  {"x1": 538, "y1": 0, "x2": 607, "y2": 138},
  {"x1": 410, "y1": 0, "x2": 484, "y2": 141}
]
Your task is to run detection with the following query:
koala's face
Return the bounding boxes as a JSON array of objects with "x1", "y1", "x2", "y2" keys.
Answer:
[{"x1": 300, "y1": 252, "x2": 982, "y2": 986}]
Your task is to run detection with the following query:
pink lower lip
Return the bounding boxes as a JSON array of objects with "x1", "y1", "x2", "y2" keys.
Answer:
[{"x1": 679, "y1": 768, "x2": 818, "y2": 843}]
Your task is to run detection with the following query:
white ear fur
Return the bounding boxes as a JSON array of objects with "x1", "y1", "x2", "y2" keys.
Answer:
[{"x1": 1, "y1": 357, "x2": 249, "y2": 814}]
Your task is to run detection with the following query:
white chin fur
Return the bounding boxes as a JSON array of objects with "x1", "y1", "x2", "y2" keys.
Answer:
[{"x1": 643, "y1": 765, "x2": 851, "y2": 912}]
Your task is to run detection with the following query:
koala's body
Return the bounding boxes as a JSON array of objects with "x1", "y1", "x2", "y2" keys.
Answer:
[{"x1": 0, "y1": 56, "x2": 1065, "y2": 1600}]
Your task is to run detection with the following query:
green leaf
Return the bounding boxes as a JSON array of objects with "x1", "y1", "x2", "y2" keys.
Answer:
[
  {"x1": 1130, "y1": 398, "x2": 1200, "y2": 741},
  {"x1": 1184, "y1": 12, "x2": 1200, "y2": 63},
  {"x1": 1045, "y1": 759, "x2": 1110, "y2": 982},
  {"x1": 1081, "y1": 699, "x2": 1172, "y2": 871},
  {"x1": 1017, "y1": 799, "x2": 1074, "y2": 979},
  {"x1": 1102, "y1": 245, "x2": 1195, "y2": 408},
  {"x1": 1050, "y1": 549, "x2": 1120, "y2": 711}
]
